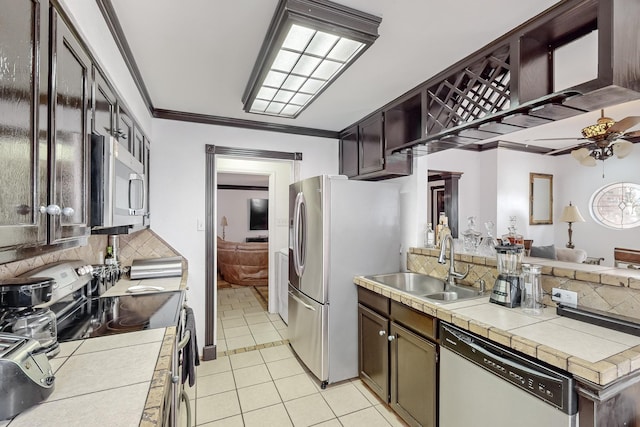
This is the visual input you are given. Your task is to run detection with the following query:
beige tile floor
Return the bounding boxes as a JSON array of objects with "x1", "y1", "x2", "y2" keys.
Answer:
[
  {"x1": 216, "y1": 286, "x2": 288, "y2": 354},
  {"x1": 184, "y1": 343, "x2": 408, "y2": 426},
  {"x1": 184, "y1": 286, "x2": 408, "y2": 426}
]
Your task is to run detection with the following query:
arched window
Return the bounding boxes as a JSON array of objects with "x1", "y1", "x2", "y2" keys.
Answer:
[{"x1": 589, "y1": 182, "x2": 640, "y2": 229}]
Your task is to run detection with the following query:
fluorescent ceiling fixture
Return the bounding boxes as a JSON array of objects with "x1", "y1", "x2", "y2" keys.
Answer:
[{"x1": 242, "y1": 0, "x2": 381, "y2": 119}]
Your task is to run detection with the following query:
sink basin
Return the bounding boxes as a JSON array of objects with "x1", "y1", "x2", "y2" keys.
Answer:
[
  {"x1": 365, "y1": 272, "x2": 484, "y2": 304},
  {"x1": 422, "y1": 284, "x2": 482, "y2": 302},
  {"x1": 365, "y1": 272, "x2": 446, "y2": 295},
  {"x1": 423, "y1": 291, "x2": 460, "y2": 301}
]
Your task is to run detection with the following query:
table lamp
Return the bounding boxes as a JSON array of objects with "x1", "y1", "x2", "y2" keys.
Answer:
[
  {"x1": 220, "y1": 216, "x2": 228, "y2": 240},
  {"x1": 559, "y1": 202, "x2": 585, "y2": 249}
]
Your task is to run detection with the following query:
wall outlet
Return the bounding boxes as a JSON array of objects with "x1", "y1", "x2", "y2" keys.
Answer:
[{"x1": 551, "y1": 288, "x2": 578, "y2": 306}]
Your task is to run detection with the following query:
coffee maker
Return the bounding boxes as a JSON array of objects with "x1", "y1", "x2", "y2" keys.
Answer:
[{"x1": 490, "y1": 244, "x2": 524, "y2": 307}]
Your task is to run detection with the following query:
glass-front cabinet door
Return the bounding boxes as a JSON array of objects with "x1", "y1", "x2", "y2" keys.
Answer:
[
  {"x1": 0, "y1": 0, "x2": 48, "y2": 252},
  {"x1": 48, "y1": 8, "x2": 90, "y2": 243},
  {"x1": 92, "y1": 68, "x2": 116, "y2": 137}
]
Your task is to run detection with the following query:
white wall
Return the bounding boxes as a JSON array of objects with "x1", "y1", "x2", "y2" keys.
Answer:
[
  {"x1": 390, "y1": 155, "x2": 429, "y2": 270},
  {"x1": 423, "y1": 149, "x2": 495, "y2": 239},
  {"x1": 495, "y1": 149, "x2": 557, "y2": 245},
  {"x1": 554, "y1": 148, "x2": 640, "y2": 265},
  {"x1": 425, "y1": 147, "x2": 558, "y2": 245},
  {"x1": 425, "y1": 145, "x2": 640, "y2": 266},
  {"x1": 217, "y1": 189, "x2": 269, "y2": 242},
  {"x1": 150, "y1": 118, "x2": 338, "y2": 350}
]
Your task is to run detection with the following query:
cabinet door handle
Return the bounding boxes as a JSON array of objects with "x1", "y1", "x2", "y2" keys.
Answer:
[
  {"x1": 388, "y1": 335, "x2": 396, "y2": 342},
  {"x1": 61, "y1": 207, "x2": 74, "y2": 217},
  {"x1": 379, "y1": 330, "x2": 386, "y2": 336},
  {"x1": 40, "y1": 205, "x2": 61, "y2": 215}
]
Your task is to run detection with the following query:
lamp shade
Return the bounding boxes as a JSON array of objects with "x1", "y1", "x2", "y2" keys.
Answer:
[
  {"x1": 220, "y1": 216, "x2": 228, "y2": 227},
  {"x1": 559, "y1": 203, "x2": 585, "y2": 223}
]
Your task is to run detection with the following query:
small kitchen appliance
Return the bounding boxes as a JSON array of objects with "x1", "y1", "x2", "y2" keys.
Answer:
[
  {"x1": 0, "y1": 333, "x2": 55, "y2": 420},
  {"x1": 490, "y1": 244, "x2": 524, "y2": 307}
]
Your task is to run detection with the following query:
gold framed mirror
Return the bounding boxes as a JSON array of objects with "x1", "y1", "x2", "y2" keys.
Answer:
[{"x1": 530, "y1": 173, "x2": 553, "y2": 225}]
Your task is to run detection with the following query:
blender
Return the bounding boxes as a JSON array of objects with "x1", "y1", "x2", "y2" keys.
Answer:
[{"x1": 490, "y1": 244, "x2": 524, "y2": 307}]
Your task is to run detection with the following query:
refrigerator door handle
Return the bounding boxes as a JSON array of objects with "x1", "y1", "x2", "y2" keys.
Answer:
[
  {"x1": 293, "y1": 192, "x2": 307, "y2": 277},
  {"x1": 288, "y1": 289, "x2": 316, "y2": 311}
]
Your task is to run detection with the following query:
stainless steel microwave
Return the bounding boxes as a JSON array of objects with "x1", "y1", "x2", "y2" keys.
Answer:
[{"x1": 90, "y1": 134, "x2": 147, "y2": 229}]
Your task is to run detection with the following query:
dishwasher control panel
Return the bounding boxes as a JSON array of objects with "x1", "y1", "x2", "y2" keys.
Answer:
[{"x1": 440, "y1": 322, "x2": 577, "y2": 415}]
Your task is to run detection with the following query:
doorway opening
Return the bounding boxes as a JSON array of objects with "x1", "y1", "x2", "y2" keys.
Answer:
[
  {"x1": 216, "y1": 172, "x2": 282, "y2": 353},
  {"x1": 203, "y1": 145, "x2": 301, "y2": 360}
]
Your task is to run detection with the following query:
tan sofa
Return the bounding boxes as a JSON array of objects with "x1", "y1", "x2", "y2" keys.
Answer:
[{"x1": 217, "y1": 238, "x2": 268, "y2": 286}]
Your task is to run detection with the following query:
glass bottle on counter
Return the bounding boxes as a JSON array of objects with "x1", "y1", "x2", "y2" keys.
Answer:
[
  {"x1": 424, "y1": 223, "x2": 435, "y2": 248},
  {"x1": 461, "y1": 216, "x2": 482, "y2": 253},
  {"x1": 104, "y1": 245, "x2": 115, "y2": 265},
  {"x1": 503, "y1": 216, "x2": 524, "y2": 245},
  {"x1": 521, "y1": 264, "x2": 543, "y2": 315}
]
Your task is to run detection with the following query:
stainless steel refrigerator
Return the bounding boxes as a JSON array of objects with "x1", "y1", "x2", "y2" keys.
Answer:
[{"x1": 288, "y1": 175, "x2": 400, "y2": 387}]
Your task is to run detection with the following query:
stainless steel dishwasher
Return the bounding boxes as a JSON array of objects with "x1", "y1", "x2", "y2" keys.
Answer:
[{"x1": 439, "y1": 322, "x2": 578, "y2": 427}]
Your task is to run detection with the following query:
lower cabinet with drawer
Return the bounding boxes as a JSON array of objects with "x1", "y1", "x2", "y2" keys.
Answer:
[{"x1": 357, "y1": 288, "x2": 437, "y2": 427}]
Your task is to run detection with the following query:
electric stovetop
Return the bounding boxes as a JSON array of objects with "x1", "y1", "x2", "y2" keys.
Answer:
[{"x1": 58, "y1": 290, "x2": 184, "y2": 342}]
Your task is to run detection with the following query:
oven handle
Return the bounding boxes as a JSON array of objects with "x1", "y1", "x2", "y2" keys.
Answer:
[
  {"x1": 177, "y1": 330, "x2": 191, "y2": 351},
  {"x1": 181, "y1": 389, "x2": 192, "y2": 427}
]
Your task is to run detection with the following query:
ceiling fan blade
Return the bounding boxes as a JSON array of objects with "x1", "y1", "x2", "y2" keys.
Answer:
[
  {"x1": 528, "y1": 137, "x2": 586, "y2": 142},
  {"x1": 545, "y1": 141, "x2": 592, "y2": 156},
  {"x1": 622, "y1": 130, "x2": 640, "y2": 138},
  {"x1": 608, "y1": 116, "x2": 640, "y2": 133}
]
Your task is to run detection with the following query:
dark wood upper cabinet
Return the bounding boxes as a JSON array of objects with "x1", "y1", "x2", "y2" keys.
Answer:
[
  {"x1": 0, "y1": 0, "x2": 48, "y2": 253},
  {"x1": 49, "y1": 7, "x2": 91, "y2": 243},
  {"x1": 358, "y1": 112, "x2": 384, "y2": 175},
  {"x1": 133, "y1": 124, "x2": 144, "y2": 163},
  {"x1": 92, "y1": 68, "x2": 116, "y2": 138},
  {"x1": 338, "y1": 111, "x2": 413, "y2": 181},
  {"x1": 384, "y1": 92, "x2": 424, "y2": 152},
  {"x1": 342, "y1": 0, "x2": 640, "y2": 156},
  {"x1": 339, "y1": 126, "x2": 358, "y2": 178},
  {"x1": 116, "y1": 103, "x2": 133, "y2": 153}
]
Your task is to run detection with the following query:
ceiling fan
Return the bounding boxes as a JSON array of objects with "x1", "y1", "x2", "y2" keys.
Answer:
[{"x1": 540, "y1": 110, "x2": 640, "y2": 166}]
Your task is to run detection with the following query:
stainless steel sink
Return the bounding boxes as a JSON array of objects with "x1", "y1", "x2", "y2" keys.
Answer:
[
  {"x1": 365, "y1": 272, "x2": 446, "y2": 295},
  {"x1": 365, "y1": 272, "x2": 484, "y2": 304}
]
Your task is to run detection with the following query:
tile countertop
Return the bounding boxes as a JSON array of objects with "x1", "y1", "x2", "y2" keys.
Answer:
[
  {"x1": 2, "y1": 273, "x2": 188, "y2": 427},
  {"x1": 355, "y1": 276, "x2": 640, "y2": 386},
  {"x1": 2, "y1": 329, "x2": 169, "y2": 427}
]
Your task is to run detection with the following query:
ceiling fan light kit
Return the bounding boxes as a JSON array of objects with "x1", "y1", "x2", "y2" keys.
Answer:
[
  {"x1": 564, "y1": 110, "x2": 639, "y2": 166},
  {"x1": 613, "y1": 140, "x2": 633, "y2": 158}
]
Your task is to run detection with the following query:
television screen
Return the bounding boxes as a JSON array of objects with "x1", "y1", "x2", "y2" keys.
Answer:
[{"x1": 249, "y1": 198, "x2": 268, "y2": 230}]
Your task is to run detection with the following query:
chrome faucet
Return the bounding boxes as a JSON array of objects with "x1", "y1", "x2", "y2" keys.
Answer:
[{"x1": 438, "y1": 234, "x2": 469, "y2": 287}]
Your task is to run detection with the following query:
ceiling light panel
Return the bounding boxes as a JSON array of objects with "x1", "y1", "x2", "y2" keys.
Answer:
[{"x1": 242, "y1": 0, "x2": 381, "y2": 119}]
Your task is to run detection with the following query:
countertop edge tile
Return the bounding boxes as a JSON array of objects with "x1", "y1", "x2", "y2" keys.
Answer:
[
  {"x1": 537, "y1": 345, "x2": 571, "y2": 371},
  {"x1": 511, "y1": 335, "x2": 539, "y2": 358},
  {"x1": 488, "y1": 328, "x2": 513, "y2": 347}
]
